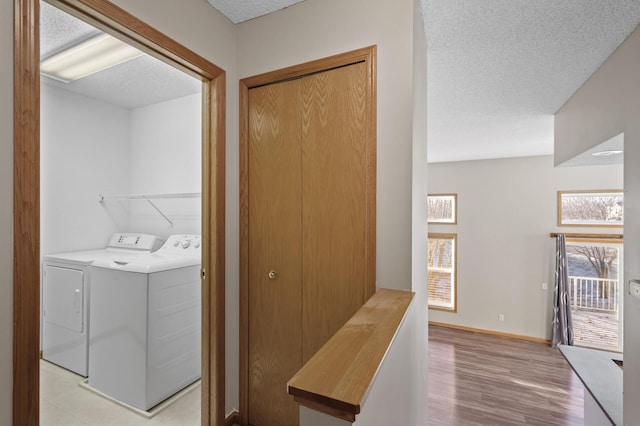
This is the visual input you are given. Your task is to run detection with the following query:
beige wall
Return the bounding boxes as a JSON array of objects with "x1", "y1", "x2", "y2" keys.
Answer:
[
  {"x1": 555, "y1": 24, "x2": 640, "y2": 425},
  {"x1": 0, "y1": 0, "x2": 13, "y2": 422},
  {"x1": 237, "y1": 0, "x2": 415, "y2": 293},
  {"x1": 428, "y1": 156, "x2": 623, "y2": 339}
]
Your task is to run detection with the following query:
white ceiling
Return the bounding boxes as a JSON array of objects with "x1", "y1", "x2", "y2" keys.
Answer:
[{"x1": 41, "y1": 1, "x2": 640, "y2": 164}]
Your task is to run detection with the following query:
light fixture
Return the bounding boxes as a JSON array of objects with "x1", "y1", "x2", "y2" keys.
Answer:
[
  {"x1": 41, "y1": 33, "x2": 143, "y2": 83},
  {"x1": 591, "y1": 150, "x2": 623, "y2": 157}
]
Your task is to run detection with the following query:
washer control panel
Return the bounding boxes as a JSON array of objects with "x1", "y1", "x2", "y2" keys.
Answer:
[{"x1": 159, "y1": 235, "x2": 201, "y2": 256}]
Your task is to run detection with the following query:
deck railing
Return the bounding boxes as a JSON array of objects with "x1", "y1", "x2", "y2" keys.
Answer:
[{"x1": 569, "y1": 276, "x2": 619, "y2": 313}]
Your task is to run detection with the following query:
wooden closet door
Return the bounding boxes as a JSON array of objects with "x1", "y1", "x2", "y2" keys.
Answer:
[
  {"x1": 248, "y1": 79, "x2": 303, "y2": 426},
  {"x1": 301, "y1": 62, "x2": 371, "y2": 361}
]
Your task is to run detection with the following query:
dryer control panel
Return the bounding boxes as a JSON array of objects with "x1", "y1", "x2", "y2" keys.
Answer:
[
  {"x1": 159, "y1": 235, "x2": 201, "y2": 256},
  {"x1": 107, "y1": 233, "x2": 163, "y2": 251}
]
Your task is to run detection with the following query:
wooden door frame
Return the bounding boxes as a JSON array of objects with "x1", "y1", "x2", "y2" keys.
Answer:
[
  {"x1": 13, "y1": 0, "x2": 226, "y2": 424},
  {"x1": 238, "y1": 46, "x2": 377, "y2": 425}
]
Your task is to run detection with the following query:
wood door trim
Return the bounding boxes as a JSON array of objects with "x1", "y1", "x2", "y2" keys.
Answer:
[
  {"x1": 13, "y1": 1, "x2": 226, "y2": 425},
  {"x1": 238, "y1": 45, "x2": 377, "y2": 425}
]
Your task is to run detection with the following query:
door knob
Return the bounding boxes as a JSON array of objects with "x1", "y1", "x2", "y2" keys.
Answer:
[{"x1": 268, "y1": 270, "x2": 278, "y2": 280}]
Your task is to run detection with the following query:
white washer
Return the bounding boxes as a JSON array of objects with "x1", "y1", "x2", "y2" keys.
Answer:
[
  {"x1": 88, "y1": 235, "x2": 202, "y2": 411},
  {"x1": 42, "y1": 233, "x2": 163, "y2": 377}
]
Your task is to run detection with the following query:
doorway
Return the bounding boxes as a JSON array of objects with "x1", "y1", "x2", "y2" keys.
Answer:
[
  {"x1": 14, "y1": 0, "x2": 226, "y2": 424},
  {"x1": 567, "y1": 239, "x2": 623, "y2": 351}
]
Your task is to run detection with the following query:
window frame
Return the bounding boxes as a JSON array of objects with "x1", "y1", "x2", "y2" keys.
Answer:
[
  {"x1": 427, "y1": 193, "x2": 458, "y2": 225},
  {"x1": 557, "y1": 189, "x2": 623, "y2": 228},
  {"x1": 427, "y1": 232, "x2": 457, "y2": 312}
]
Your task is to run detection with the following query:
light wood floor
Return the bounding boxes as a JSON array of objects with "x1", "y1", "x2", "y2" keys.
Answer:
[{"x1": 428, "y1": 324, "x2": 584, "y2": 425}]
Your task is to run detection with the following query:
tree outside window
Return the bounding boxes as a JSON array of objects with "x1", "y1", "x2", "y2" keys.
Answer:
[{"x1": 428, "y1": 233, "x2": 456, "y2": 311}]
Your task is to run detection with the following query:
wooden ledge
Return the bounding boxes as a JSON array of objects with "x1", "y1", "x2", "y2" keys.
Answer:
[{"x1": 287, "y1": 288, "x2": 415, "y2": 422}]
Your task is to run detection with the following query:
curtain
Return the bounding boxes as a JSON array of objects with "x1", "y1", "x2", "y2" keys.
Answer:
[{"x1": 552, "y1": 234, "x2": 573, "y2": 347}]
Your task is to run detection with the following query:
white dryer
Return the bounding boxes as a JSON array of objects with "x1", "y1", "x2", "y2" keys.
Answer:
[
  {"x1": 89, "y1": 235, "x2": 202, "y2": 410},
  {"x1": 42, "y1": 233, "x2": 163, "y2": 376}
]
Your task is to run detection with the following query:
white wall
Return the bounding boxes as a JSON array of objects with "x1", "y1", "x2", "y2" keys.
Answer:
[
  {"x1": 237, "y1": 0, "x2": 415, "y2": 292},
  {"x1": 0, "y1": 0, "x2": 13, "y2": 421},
  {"x1": 428, "y1": 156, "x2": 623, "y2": 339},
  {"x1": 41, "y1": 87, "x2": 202, "y2": 252},
  {"x1": 128, "y1": 93, "x2": 201, "y2": 239},
  {"x1": 41, "y1": 83, "x2": 131, "y2": 254},
  {"x1": 555, "y1": 24, "x2": 640, "y2": 425}
]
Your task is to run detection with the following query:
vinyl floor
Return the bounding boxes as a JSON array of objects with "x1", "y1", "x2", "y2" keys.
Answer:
[
  {"x1": 428, "y1": 324, "x2": 585, "y2": 426},
  {"x1": 40, "y1": 360, "x2": 200, "y2": 426}
]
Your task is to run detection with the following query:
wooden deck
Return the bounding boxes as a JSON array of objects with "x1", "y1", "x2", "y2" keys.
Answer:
[{"x1": 572, "y1": 309, "x2": 619, "y2": 349}]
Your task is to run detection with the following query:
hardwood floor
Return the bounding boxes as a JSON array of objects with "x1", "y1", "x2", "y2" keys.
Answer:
[{"x1": 428, "y1": 324, "x2": 584, "y2": 425}]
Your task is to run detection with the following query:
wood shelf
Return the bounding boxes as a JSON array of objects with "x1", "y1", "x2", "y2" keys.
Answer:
[{"x1": 287, "y1": 288, "x2": 415, "y2": 422}]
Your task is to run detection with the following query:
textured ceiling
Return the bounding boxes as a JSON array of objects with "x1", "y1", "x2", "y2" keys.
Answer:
[
  {"x1": 205, "y1": 0, "x2": 306, "y2": 23},
  {"x1": 40, "y1": 2, "x2": 201, "y2": 110},
  {"x1": 41, "y1": 1, "x2": 640, "y2": 164},
  {"x1": 425, "y1": 0, "x2": 640, "y2": 164}
]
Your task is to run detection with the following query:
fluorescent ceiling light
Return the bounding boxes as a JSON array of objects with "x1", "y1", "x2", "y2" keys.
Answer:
[
  {"x1": 41, "y1": 33, "x2": 143, "y2": 83},
  {"x1": 592, "y1": 150, "x2": 623, "y2": 157}
]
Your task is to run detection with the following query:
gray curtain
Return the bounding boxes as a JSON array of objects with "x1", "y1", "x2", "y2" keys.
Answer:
[{"x1": 552, "y1": 234, "x2": 573, "y2": 347}]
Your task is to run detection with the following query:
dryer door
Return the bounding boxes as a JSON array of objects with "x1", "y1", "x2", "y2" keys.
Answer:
[{"x1": 43, "y1": 265, "x2": 84, "y2": 332}]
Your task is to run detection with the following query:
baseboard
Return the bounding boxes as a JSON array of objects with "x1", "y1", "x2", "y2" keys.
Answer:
[
  {"x1": 429, "y1": 321, "x2": 551, "y2": 344},
  {"x1": 225, "y1": 410, "x2": 240, "y2": 426}
]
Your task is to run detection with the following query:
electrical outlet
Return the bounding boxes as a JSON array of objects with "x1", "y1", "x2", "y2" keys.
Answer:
[
  {"x1": 499, "y1": 314, "x2": 504, "y2": 321},
  {"x1": 542, "y1": 282, "x2": 548, "y2": 290}
]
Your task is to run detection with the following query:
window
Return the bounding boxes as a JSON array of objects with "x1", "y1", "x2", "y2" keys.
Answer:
[
  {"x1": 558, "y1": 190, "x2": 623, "y2": 227},
  {"x1": 428, "y1": 233, "x2": 457, "y2": 311},
  {"x1": 428, "y1": 194, "x2": 457, "y2": 224}
]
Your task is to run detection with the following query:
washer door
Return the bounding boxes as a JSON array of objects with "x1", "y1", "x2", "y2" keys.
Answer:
[{"x1": 43, "y1": 265, "x2": 84, "y2": 332}]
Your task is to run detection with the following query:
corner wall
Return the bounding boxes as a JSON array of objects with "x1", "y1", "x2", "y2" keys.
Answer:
[
  {"x1": 128, "y1": 93, "x2": 202, "y2": 239},
  {"x1": 411, "y1": 0, "x2": 429, "y2": 423},
  {"x1": 555, "y1": 24, "x2": 640, "y2": 425},
  {"x1": 428, "y1": 156, "x2": 623, "y2": 339},
  {"x1": 41, "y1": 84, "x2": 132, "y2": 254}
]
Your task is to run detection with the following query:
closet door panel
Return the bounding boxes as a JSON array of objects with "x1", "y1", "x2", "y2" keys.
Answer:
[
  {"x1": 248, "y1": 79, "x2": 303, "y2": 426},
  {"x1": 301, "y1": 62, "x2": 370, "y2": 361}
]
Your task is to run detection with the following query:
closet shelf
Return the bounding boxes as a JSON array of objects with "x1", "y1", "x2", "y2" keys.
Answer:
[{"x1": 99, "y1": 192, "x2": 201, "y2": 227}]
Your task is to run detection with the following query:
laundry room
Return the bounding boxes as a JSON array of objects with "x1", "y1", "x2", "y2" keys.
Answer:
[
  {"x1": 39, "y1": 2, "x2": 204, "y2": 423},
  {"x1": 40, "y1": 5, "x2": 203, "y2": 255}
]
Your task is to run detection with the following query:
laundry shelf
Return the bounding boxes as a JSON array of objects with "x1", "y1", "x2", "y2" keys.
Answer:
[
  {"x1": 99, "y1": 192, "x2": 201, "y2": 202},
  {"x1": 99, "y1": 192, "x2": 201, "y2": 227}
]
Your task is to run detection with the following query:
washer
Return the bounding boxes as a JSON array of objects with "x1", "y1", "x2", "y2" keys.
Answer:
[
  {"x1": 88, "y1": 234, "x2": 201, "y2": 410},
  {"x1": 42, "y1": 233, "x2": 163, "y2": 377}
]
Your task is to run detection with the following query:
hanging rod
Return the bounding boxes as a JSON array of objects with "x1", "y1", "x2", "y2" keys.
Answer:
[
  {"x1": 549, "y1": 233, "x2": 623, "y2": 240},
  {"x1": 99, "y1": 192, "x2": 201, "y2": 227}
]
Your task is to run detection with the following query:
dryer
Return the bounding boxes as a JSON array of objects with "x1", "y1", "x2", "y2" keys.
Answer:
[
  {"x1": 42, "y1": 233, "x2": 163, "y2": 376},
  {"x1": 89, "y1": 235, "x2": 201, "y2": 410}
]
